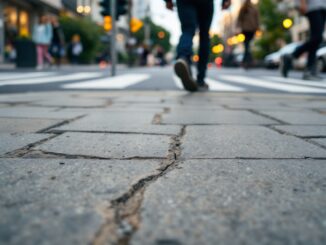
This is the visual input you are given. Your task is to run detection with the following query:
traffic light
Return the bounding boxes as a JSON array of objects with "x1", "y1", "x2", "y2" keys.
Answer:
[
  {"x1": 117, "y1": 0, "x2": 128, "y2": 19},
  {"x1": 99, "y1": 0, "x2": 110, "y2": 17},
  {"x1": 104, "y1": 16, "x2": 112, "y2": 31}
]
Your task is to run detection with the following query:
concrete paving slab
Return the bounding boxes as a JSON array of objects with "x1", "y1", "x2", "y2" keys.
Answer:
[
  {"x1": 0, "y1": 133, "x2": 51, "y2": 155},
  {"x1": 132, "y1": 159, "x2": 326, "y2": 245},
  {"x1": 35, "y1": 132, "x2": 171, "y2": 159},
  {"x1": 113, "y1": 96, "x2": 164, "y2": 103},
  {"x1": 0, "y1": 107, "x2": 84, "y2": 119},
  {"x1": 259, "y1": 111, "x2": 326, "y2": 125},
  {"x1": 0, "y1": 158, "x2": 161, "y2": 245},
  {"x1": 311, "y1": 138, "x2": 326, "y2": 147},
  {"x1": 274, "y1": 125, "x2": 326, "y2": 137},
  {"x1": 0, "y1": 118, "x2": 61, "y2": 133},
  {"x1": 31, "y1": 98, "x2": 108, "y2": 107},
  {"x1": 51, "y1": 113, "x2": 181, "y2": 135},
  {"x1": 285, "y1": 100, "x2": 326, "y2": 109},
  {"x1": 181, "y1": 126, "x2": 326, "y2": 158},
  {"x1": 162, "y1": 111, "x2": 277, "y2": 125}
]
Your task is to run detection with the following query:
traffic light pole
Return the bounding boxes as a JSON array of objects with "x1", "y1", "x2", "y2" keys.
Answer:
[{"x1": 110, "y1": 0, "x2": 117, "y2": 76}]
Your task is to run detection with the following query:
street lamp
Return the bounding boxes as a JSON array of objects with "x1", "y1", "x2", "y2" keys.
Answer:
[{"x1": 76, "y1": 0, "x2": 92, "y2": 15}]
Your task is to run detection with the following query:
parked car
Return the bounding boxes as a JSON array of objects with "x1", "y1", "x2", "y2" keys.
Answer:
[
  {"x1": 317, "y1": 46, "x2": 326, "y2": 73},
  {"x1": 264, "y1": 42, "x2": 306, "y2": 69}
]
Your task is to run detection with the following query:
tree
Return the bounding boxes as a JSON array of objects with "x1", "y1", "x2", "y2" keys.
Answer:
[
  {"x1": 254, "y1": 0, "x2": 290, "y2": 59},
  {"x1": 133, "y1": 18, "x2": 172, "y2": 52},
  {"x1": 60, "y1": 16, "x2": 104, "y2": 63}
]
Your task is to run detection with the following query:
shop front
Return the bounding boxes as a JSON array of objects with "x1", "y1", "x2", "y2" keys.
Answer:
[{"x1": 0, "y1": 0, "x2": 62, "y2": 63}]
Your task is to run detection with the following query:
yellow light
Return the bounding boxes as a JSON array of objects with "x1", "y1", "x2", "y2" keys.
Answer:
[
  {"x1": 77, "y1": 5, "x2": 84, "y2": 13},
  {"x1": 212, "y1": 44, "x2": 224, "y2": 54},
  {"x1": 158, "y1": 31, "x2": 165, "y2": 39},
  {"x1": 237, "y1": 33, "x2": 246, "y2": 43},
  {"x1": 193, "y1": 55, "x2": 199, "y2": 62},
  {"x1": 84, "y1": 6, "x2": 91, "y2": 14},
  {"x1": 255, "y1": 30, "x2": 263, "y2": 38},
  {"x1": 227, "y1": 38, "x2": 233, "y2": 46},
  {"x1": 104, "y1": 16, "x2": 112, "y2": 31},
  {"x1": 130, "y1": 18, "x2": 143, "y2": 33},
  {"x1": 232, "y1": 36, "x2": 238, "y2": 45},
  {"x1": 283, "y1": 18, "x2": 293, "y2": 29}
]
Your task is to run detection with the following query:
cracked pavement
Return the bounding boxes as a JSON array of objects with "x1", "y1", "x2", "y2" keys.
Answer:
[{"x1": 0, "y1": 91, "x2": 326, "y2": 245}]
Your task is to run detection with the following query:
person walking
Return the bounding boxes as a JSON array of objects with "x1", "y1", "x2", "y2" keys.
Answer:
[
  {"x1": 33, "y1": 15, "x2": 53, "y2": 70},
  {"x1": 237, "y1": 0, "x2": 260, "y2": 69},
  {"x1": 50, "y1": 17, "x2": 65, "y2": 68},
  {"x1": 281, "y1": 0, "x2": 326, "y2": 80},
  {"x1": 165, "y1": 0, "x2": 231, "y2": 92}
]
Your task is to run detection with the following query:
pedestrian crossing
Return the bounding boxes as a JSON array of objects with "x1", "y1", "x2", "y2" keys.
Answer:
[{"x1": 0, "y1": 70, "x2": 326, "y2": 94}]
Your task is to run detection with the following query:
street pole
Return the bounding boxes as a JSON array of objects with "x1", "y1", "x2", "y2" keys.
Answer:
[
  {"x1": 127, "y1": 0, "x2": 133, "y2": 67},
  {"x1": 0, "y1": 1, "x2": 4, "y2": 63},
  {"x1": 110, "y1": 0, "x2": 117, "y2": 76},
  {"x1": 144, "y1": 0, "x2": 151, "y2": 46}
]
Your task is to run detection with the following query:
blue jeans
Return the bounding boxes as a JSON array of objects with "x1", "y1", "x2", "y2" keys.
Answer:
[
  {"x1": 293, "y1": 9, "x2": 326, "y2": 72},
  {"x1": 176, "y1": 0, "x2": 214, "y2": 84}
]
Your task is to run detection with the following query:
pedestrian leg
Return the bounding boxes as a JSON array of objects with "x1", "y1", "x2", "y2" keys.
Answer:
[{"x1": 197, "y1": 0, "x2": 214, "y2": 86}]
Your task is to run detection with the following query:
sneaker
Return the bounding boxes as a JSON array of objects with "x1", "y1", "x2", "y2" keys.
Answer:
[
  {"x1": 174, "y1": 58, "x2": 198, "y2": 92},
  {"x1": 197, "y1": 82, "x2": 209, "y2": 92},
  {"x1": 303, "y1": 71, "x2": 323, "y2": 81},
  {"x1": 280, "y1": 54, "x2": 292, "y2": 78}
]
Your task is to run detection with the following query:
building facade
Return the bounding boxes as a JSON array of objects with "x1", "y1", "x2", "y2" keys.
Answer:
[{"x1": 0, "y1": 0, "x2": 80, "y2": 63}]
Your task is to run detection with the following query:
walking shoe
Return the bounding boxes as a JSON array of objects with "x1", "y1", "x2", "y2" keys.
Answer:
[
  {"x1": 197, "y1": 82, "x2": 209, "y2": 92},
  {"x1": 303, "y1": 71, "x2": 323, "y2": 81},
  {"x1": 174, "y1": 58, "x2": 198, "y2": 92},
  {"x1": 280, "y1": 54, "x2": 292, "y2": 78}
]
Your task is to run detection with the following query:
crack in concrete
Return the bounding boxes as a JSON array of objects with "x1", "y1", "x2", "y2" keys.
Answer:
[
  {"x1": 247, "y1": 109, "x2": 289, "y2": 125},
  {"x1": 37, "y1": 115, "x2": 86, "y2": 133},
  {"x1": 20, "y1": 149, "x2": 167, "y2": 160},
  {"x1": 91, "y1": 126, "x2": 186, "y2": 245},
  {"x1": 48, "y1": 129, "x2": 180, "y2": 136},
  {"x1": 3, "y1": 134, "x2": 62, "y2": 158},
  {"x1": 266, "y1": 125, "x2": 326, "y2": 151}
]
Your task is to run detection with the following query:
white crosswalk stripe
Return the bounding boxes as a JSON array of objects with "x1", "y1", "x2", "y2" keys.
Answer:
[
  {"x1": 62, "y1": 74, "x2": 151, "y2": 89},
  {"x1": 264, "y1": 76, "x2": 326, "y2": 89},
  {"x1": 0, "y1": 72, "x2": 103, "y2": 86},
  {"x1": 173, "y1": 75, "x2": 246, "y2": 92},
  {"x1": 0, "y1": 72, "x2": 57, "y2": 81},
  {"x1": 219, "y1": 75, "x2": 326, "y2": 93}
]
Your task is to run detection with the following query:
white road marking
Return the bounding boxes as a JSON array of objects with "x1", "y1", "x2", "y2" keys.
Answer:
[
  {"x1": 0, "y1": 72, "x2": 103, "y2": 86},
  {"x1": 173, "y1": 75, "x2": 246, "y2": 92},
  {"x1": 62, "y1": 74, "x2": 151, "y2": 89},
  {"x1": 205, "y1": 78, "x2": 246, "y2": 92},
  {"x1": 219, "y1": 75, "x2": 326, "y2": 93},
  {"x1": 264, "y1": 76, "x2": 326, "y2": 88},
  {"x1": 0, "y1": 72, "x2": 56, "y2": 81}
]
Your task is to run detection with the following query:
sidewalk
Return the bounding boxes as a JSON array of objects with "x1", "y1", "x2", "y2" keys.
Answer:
[{"x1": 0, "y1": 91, "x2": 326, "y2": 245}]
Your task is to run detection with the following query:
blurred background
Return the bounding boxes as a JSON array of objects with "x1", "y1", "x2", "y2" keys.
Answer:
[{"x1": 0, "y1": 0, "x2": 324, "y2": 71}]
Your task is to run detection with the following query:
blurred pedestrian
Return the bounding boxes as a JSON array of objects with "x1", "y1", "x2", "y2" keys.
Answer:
[
  {"x1": 141, "y1": 44, "x2": 150, "y2": 66},
  {"x1": 156, "y1": 45, "x2": 167, "y2": 66},
  {"x1": 165, "y1": 0, "x2": 231, "y2": 92},
  {"x1": 33, "y1": 15, "x2": 53, "y2": 70},
  {"x1": 237, "y1": 0, "x2": 260, "y2": 69},
  {"x1": 50, "y1": 17, "x2": 65, "y2": 68},
  {"x1": 68, "y1": 34, "x2": 83, "y2": 65},
  {"x1": 281, "y1": 0, "x2": 326, "y2": 80}
]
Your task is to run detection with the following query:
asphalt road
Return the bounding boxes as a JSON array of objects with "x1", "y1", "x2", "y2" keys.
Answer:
[{"x1": 0, "y1": 65, "x2": 326, "y2": 94}]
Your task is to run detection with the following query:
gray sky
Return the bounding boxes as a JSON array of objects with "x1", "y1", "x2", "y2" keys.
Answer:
[{"x1": 150, "y1": 0, "x2": 223, "y2": 45}]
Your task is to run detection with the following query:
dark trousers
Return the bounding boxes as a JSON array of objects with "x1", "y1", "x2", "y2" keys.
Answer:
[
  {"x1": 242, "y1": 31, "x2": 255, "y2": 66},
  {"x1": 293, "y1": 9, "x2": 326, "y2": 72},
  {"x1": 176, "y1": 0, "x2": 214, "y2": 84}
]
